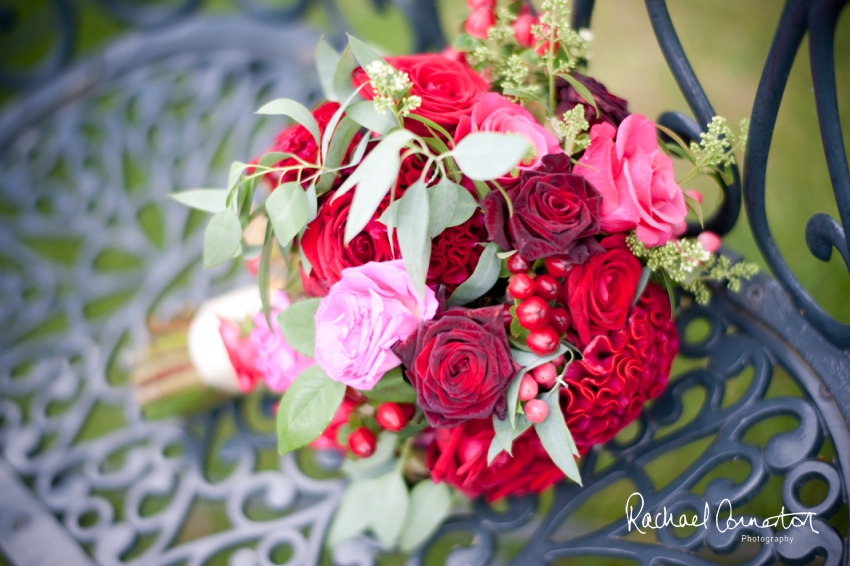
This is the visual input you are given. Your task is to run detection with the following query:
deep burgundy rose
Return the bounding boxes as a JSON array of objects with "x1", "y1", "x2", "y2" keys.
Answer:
[
  {"x1": 561, "y1": 233, "x2": 643, "y2": 346},
  {"x1": 263, "y1": 101, "x2": 361, "y2": 188},
  {"x1": 482, "y1": 154, "x2": 603, "y2": 263},
  {"x1": 299, "y1": 191, "x2": 394, "y2": 295},
  {"x1": 352, "y1": 54, "x2": 489, "y2": 133},
  {"x1": 427, "y1": 211, "x2": 488, "y2": 294},
  {"x1": 393, "y1": 306, "x2": 520, "y2": 428},
  {"x1": 555, "y1": 72, "x2": 629, "y2": 128},
  {"x1": 562, "y1": 283, "x2": 677, "y2": 453},
  {"x1": 426, "y1": 418, "x2": 563, "y2": 501}
]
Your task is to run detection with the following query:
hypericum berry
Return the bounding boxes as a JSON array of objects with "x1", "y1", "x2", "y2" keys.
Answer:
[
  {"x1": 516, "y1": 296, "x2": 550, "y2": 330},
  {"x1": 506, "y1": 254, "x2": 531, "y2": 274},
  {"x1": 518, "y1": 374, "x2": 539, "y2": 401},
  {"x1": 348, "y1": 427, "x2": 377, "y2": 458},
  {"x1": 502, "y1": 303, "x2": 514, "y2": 330},
  {"x1": 508, "y1": 273, "x2": 535, "y2": 299},
  {"x1": 549, "y1": 306, "x2": 570, "y2": 334},
  {"x1": 550, "y1": 354, "x2": 566, "y2": 367},
  {"x1": 531, "y1": 363, "x2": 558, "y2": 389},
  {"x1": 345, "y1": 387, "x2": 367, "y2": 403},
  {"x1": 544, "y1": 257, "x2": 571, "y2": 278},
  {"x1": 525, "y1": 399, "x2": 549, "y2": 423},
  {"x1": 400, "y1": 403, "x2": 417, "y2": 420},
  {"x1": 697, "y1": 231, "x2": 721, "y2": 253},
  {"x1": 526, "y1": 326, "x2": 560, "y2": 356},
  {"x1": 376, "y1": 402, "x2": 409, "y2": 432},
  {"x1": 533, "y1": 274, "x2": 559, "y2": 301}
]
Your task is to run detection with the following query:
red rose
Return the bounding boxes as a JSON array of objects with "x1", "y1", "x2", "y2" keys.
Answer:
[
  {"x1": 263, "y1": 101, "x2": 360, "y2": 188},
  {"x1": 426, "y1": 418, "x2": 563, "y2": 501},
  {"x1": 562, "y1": 283, "x2": 677, "y2": 453},
  {"x1": 352, "y1": 54, "x2": 489, "y2": 133},
  {"x1": 562, "y1": 233, "x2": 643, "y2": 346},
  {"x1": 483, "y1": 154, "x2": 603, "y2": 263},
  {"x1": 300, "y1": 191, "x2": 395, "y2": 295},
  {"x1": 555, "y1": 73, "x2": 630, "y2": 129},
  {"x1": 393, "y1": 306, "x2": 520, "y2": 428},
  {"x1": 427, "y1": 211, "x2": 488, "y2": 294}
]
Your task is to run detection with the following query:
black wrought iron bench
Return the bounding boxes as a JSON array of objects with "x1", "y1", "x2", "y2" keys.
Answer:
[{"x1": 0, "y1": 0, "x2": 847, "y2": 564}]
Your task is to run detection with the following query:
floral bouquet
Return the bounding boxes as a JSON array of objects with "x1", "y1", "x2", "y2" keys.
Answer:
[{"x1": 162, "y1": 0, "x2": 757, "y2": 552}]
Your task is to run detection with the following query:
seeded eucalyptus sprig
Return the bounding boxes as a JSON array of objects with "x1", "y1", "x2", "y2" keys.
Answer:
[{"x1": 663, "y1": 116, "x2": 750, "y2": 186}]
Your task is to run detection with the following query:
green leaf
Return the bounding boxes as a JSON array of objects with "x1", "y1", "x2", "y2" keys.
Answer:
[
  {"x1": 448, "y1": 185, "x2": 478, "y2": 228},
  {"x1": 346, "y1": 100, "x2": 400, "y2": 135},
  {"x1": 348, "y1": 34, "x2": 386, "y2": 71},
  {"x1": 397, "y1": 181, "x2": 431, "y2": 299},
  {"x1": 447, "y1": 242, "x2": 502, "y2": 306},
  {"x1": 327, "y1": 478, "x2": 375, "y2": 547},
  {"x1": 170, "y1": 189, "x2": 228, "y2": 213},
  {"x1": 451, "y1": 133, "x2": 530, "y2": 181},
  {"x1": 405, "y1": 114, "x2": 455, "y2": 145},
  {"x1": 265, "y1": 182, "x2": 310, "y2": 247},
  {"x1": 258, "y1": 223, "x2": 274, "y2": 329},
  {"x1": 661, "y1": 269, "x2": 677, "y2": 319},
  {"x1": 506, "y1": 344, "x2": 569, "y2": 428},
  {"x1": 684, "y1": 191, "x2": 704, "y2": 228},
  {"x1": 427, "y1": 179, "x2": 459, "y2": 238},
  {"x1": 362, "y1": 367, "x2": 417, "y2": 403},
  {"x1": 557, "y1": 73, "x2": 599, "y2": 118},
  {"x1": 534, "y1": 392, "x2": 582, "y2": 485},
  {"x1": 203, "y1": 209, "x2": 242, "y2": 268},
  {"x1": 632, "y1": 265, "x2": 652, "y2": 307},
  {"x1": 228, "y1": 161, "x2": 250, "y2": 192},
  {"x1": 319, "y1": 116, "x2": 362, "y2": 193},
  {"x1": 277, "y1": 298, "x2": 321, "y2": 358},
  {"x1": 399, "y1": 481, "x2": 452, "y2": 551},
  {"x1": 490, "y1": 413, "x2": 532, "y2": 462},
  {"x1": 277, "y1": 365, "x2": 345, "y2": 455},
  {"x1": 299, "y1": 241, "x2": 313, "y2": 275},
  {"x1": 370, "y1": 471, "x2": 410, "y2": 547},
  {"x1": 256, "y1": 98, "x2": 321, "y2": 146},
  {"x1": 656, "y1": 124, "x2": 696, "y2": 162},
  {"x1": 333, "y1": 45, "x2": 358, "y2": 102},
  {"x1": 257, "y1": 151, "x2": 296, "y2": 170},
  {"x1": 316, "y1": 37, "x2": 341, "y2": 102},
  {"x1": 338, "y1": 129, "x2": 415, "y2": 244}
]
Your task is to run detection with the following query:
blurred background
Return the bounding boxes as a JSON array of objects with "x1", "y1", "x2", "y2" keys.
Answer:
[{"x1": 0, "y1": 1, "x2": 847, "y2": 565}]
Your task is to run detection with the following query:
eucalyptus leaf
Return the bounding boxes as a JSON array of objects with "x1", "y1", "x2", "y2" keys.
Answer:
[
  {"x1": 632, "y1": 265, "x2": 652, "y2": 307},
  {"x1": 227, "y1": 161, "x2": 250, "y2": 196},
  {"x1": 348, "y1": 34, "x2": 386, "y2": 70},
  {"x1": 490, "y1": 413, "x2": 532, "y2": 463},
  {"x1": 427, "y1": 179, "x2": 459, "y2": 238},
  {"x1": 507, "y1": 344, "x2": 569, "y2": 428},
  {"x1": 266, "y1": 182, "x2": 310, "y2": 247},
  {"x1": 346, "y1": 100, "x2": 400, "y2": 135},
  {"x1": 447, "y1": 242, "x2": 502, "y2": 306},
  {"x1": 170, "y1": 189, "x2": 228, "y2": 213},
  {"x1": 656, "y1": 124, "x2": 697, "y2": 162},
  {"x1": 362, "y1": 367, "x2": 417, "y2": 403},
  {"x1": 348, "y1": 129, "x2": 372, "y2": 167},
  {"x1": 370, "y1": 470, "x2": 410, "y2": 547},
  {"x1": 203, "y1": 209, "x2": 242, "y2": 268},
  {"x1": 684, "y1": 191, "x2": 704, "y2": 228},
  {"x1": 327, "y1": 478, "x2": 375, "y2": 547},
  {"x1": 534, "y1": 392, "x2": 583, "y2": 485},
  {"x1": 316, "y1": 38, "x2": 341, "y2": 102},
  {"x1": 557, "y1": 73, "x2": 599, "y2": 118},
  {"x1": 277, "y1": 298, "x2": 321, "y2": 358},
  {"x1": 276, "y1": 365, "x2": 345, "y2": 455},
  {"x1": 451, "y1": 133, "x2": 530, "y2": 181},
  {"x1": 399, "y1": 481, "x2": 452, "y2": 551},
  {"x1": 397, "y1": 181, "x2": 431, "y2": 299},
  {"x1": 333, "y1": 45, "x2": 358, "y2": 102},
  {"x1": 258, "y1": 223, "x2": 274, "y2": 329},
  {"x1": 319, "y1": 116, "x2": 362, "y2": 193},
  {"x1": 256, "y1": 98, "x2": 321, "y2": 146},
  {"x1": 448, "y1": 185, "x2": 478, "y2": 228}
]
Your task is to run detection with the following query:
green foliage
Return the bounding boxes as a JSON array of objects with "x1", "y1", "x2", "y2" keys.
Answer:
[
  {"x1": 276, "y1": 365, "x2": 345, "y2": 455},
  {"x1": 327, "y1": 469, "x2": 410, "y2": 547},
  {"x1": 451, "y1": 132, "x2": 530, "y2": 181},
  {"x1": 202, "y1": 209, "x2": 241, "y2": 268},
  {"x1": 315, "y1": 38, "x2": 341, "y2": 102},
  {"x1": 427, "y1": 179, "x2": 478, "y2": 238},
  {"x1": 396, "y1": 181, "x2": 431, "y2": 299},
  {"x1": 534, "y1": 390, "x2": 582, "y2": 485},
  {"x1": 399, "y1": 481, "x2": 452, "y2": 551},
  {"x1": 277, "y1": 298, "x2": 321, "y2": 358},
  {"x1": 555, "y1": 104, "x2": 591, "y2": 156},
  {"x1": 506, "y1": 345, "x2": 570, "y2": 428},
  {"x1": 362, "y1": 367, "x2": 417, "y2": 403},
  {"x1": 346, "y1": 99, "x2": 400, "y2": 135},
  {"x1": 362, "y1": 60, "x2": 422, "y2": 120},
  {"x1": 447, "y1": 242, "x2": 503, "y2": 306},
  {"x1": 256, "y1": 98, "x2": 321, "y2": 146},
  {"x1": 265, "y1": 182, "x2": 311, "y2": 247},
  {"x1": 169, "y1": 189, "x2": 228, "y2": 213}
]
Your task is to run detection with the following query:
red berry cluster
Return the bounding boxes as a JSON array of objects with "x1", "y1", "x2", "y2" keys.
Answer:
[
  {"x1": 517, "y1": 357, "x2": 567, "y2": 423},
  {"x1": 506, "y1": 255, "x2": 572, "y2": 357},
  {"x1": 345, "y1": 400, "x2": 416, "y2": 458}
]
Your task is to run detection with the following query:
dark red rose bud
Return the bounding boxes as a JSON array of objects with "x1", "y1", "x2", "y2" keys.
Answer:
[
  {"x1": 531, "y1": 363, "x2": 558, "y2": 388},
  {"x1": 506, "y1": 254, "x2": 531, "y2": 274},
  {"x1": 533, "y1": 275, "x2": 559, "y2": 301},
  {"x1": 348, "y1": 427, "x2": 377, "y2": 458},
  {"x1": 345, "y1": 387, "x2": 367, "y2": 403},
  {"x1": 526, "y1": 327, "x2": 560, "y2": 356},
  {"x1": 516, "y1": 297, "x2": 550, "y2": 330},
  {"x1": 376, "y1": 403, "x2": 409, "y2": 432},
  {"x1": 524, "y1": 399, "x2": 549, "y2": 423},
  {"x1": 508, "y1": 273, "x2": 535, "y2": 300},
  {"x1": 518, "y1": 374, "x2": 539, "y2": 402},
  {"x1": 549, "y1": 306, "x2": 570, "y2": 334},
  {"x1": 545, "y1": 256, "x2": 571, "y2": 278}
]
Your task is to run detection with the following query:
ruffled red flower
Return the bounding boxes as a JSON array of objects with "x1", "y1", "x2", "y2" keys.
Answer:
[
  {"x1": 426, "y1": 418, "x2": 563, "y2": 501},
  {"x1": 562, "y1": 283, "x2": 678, "y2": 454},
  {"x1": 427, "y1": 210, "x2": 488, "y2": 294}
]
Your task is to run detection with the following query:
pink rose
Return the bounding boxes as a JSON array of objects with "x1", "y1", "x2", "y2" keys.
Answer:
[
  {"x1": 249, "y1": 290, "x2": 315, "y2": 392},
  {"x1": 575, "y1": 113, "x2": 687, "y2": 246},
  {"x1": 314, "y1": 260, "x2": 439, "y2": 390},
  {"x1": 219, "y1": 319, "x2": 262, "y2": 392},
  {"x1": 456, "y1": 93, "x2": 563, "y2": 175},
  {"x1": 465, "y1": 7, "x2": 495, "y2": 40}
]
